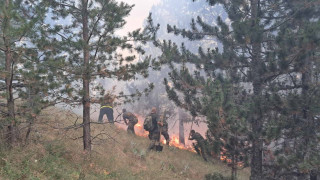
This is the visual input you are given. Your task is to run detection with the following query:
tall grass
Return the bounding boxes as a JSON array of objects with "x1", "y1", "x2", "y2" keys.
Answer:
[{"x1": 0, "y1": 107, "x2": 250, "y2": 180}]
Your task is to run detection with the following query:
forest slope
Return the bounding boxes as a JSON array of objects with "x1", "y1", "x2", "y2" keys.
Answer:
[{"x1": 0, "y1": 107, "x2": 250, "y2": 180}]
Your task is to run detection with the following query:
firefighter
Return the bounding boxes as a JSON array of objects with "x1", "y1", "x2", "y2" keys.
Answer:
[
  {"x1": 189, "y1": 130, "x2": 208, "y2": 161},
  {"x1": 159, "y1": 110, "x2": 170, "y2": 145},
  {"x1": 98, "y1": 93, "x2": 115, "y2": 123},
  {"x1": 122, "y1": 109, "x2": 138, "y2": 134},
  {"x1": 147, "y1": 107, "x2": 161, "y2": 151}
]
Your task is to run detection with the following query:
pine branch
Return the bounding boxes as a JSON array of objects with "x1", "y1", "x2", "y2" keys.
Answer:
[
  {"x1": 53, "y1": 1, "x2": 80, "y2": 12},
  {"x1": 0, "y1": 82, "x2": 26, "y2": 91},
  {"x1": 87, "y1": 1, "x2": 107, "y2": 43},
  {"x1": 274, "y1": 84, "x2": 303, "y2": 91},
  {"x1": 263, "y1": 1, "x2": 315, "y2": 32}
]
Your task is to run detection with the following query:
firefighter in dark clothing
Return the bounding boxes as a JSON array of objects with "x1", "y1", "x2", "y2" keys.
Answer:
[
  {"x1": 122, "y1": 109, "x2": 138, "y2": 134},
  {"x1": 189, "y1": 130, "x2": 208, "y2": 161},
  {"x1": 159, "y1": 112, "x2": 170, "y2": 145},
  {"x1": 147, "y1": 107, "x2": 161, "y2": 151},
  {"x1": 98, "y1": 94, "x2": 115, "y2": 123}
]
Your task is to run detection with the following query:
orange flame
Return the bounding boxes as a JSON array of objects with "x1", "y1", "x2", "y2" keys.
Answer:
[
  {"x1": 162, "y1": 139, "x2": 166, "y2": 144},
  {"x1": 220, "y1": 148, "x2": 244, "y2": 167},
  {"x1": 127, "y1": 114, "x2": 194, "y2": 151},
  {"x1": 133, "y1": 115, "x2": 149, "y2": 137},
  {"x1": 118, "y1": 113, "x2": 242, "y2": 166}
]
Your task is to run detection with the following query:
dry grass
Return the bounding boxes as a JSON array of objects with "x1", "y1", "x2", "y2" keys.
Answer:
[{"x1": 0, "y1": 107, "x2": 250, "y2": 180}]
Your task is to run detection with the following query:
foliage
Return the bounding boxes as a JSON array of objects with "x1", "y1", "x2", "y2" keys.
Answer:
[
  {"x1": 149, "y1": 0, "x2": 320, "y2": 179},
  {"x1": 47, "y1": 0, "x2": 159, "y2": 151},
  {"x1": 0, "y1": 0, "x2": 59, "y2": 144}
]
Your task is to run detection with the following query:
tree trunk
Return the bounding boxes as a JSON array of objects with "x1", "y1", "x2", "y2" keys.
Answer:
[
  {"x1": 231, "y1": 153, "x2": 237, "y2": 180},
  {"x1": 250, "y1": 93, "x2": 263, "y2": 180},
  {"x1": 302, "y1": 57, "x2": 316, "y2": 180},
  {"x1": 5, "y1": 46, "x2": 16, "y2": 145},
  {"x1": 179, "y1": 109, "x2": 185, "y2": 145},
  {"x1": 25, "y1": 86, "x2": 33, "y2": 144},
  {"x1": 81, "y1": 0, "x2": 91, "y2": 152},
  {"x1": 250, "y1": 0, "x2": 263, "y2": 179},
  {"x1": 4, "y1": 0, "x2": 17, "y2": 145}
]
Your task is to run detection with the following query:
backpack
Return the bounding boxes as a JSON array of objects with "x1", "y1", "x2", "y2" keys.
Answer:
[
  {"x1": 143, "y1": 115, "x2": 154, "y2": 131},
  {"x1": 132, "y1": 117, "x2": 138, "y2": 124}
]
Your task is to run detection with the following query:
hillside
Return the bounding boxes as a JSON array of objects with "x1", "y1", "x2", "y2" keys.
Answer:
[{"x1": 0, "y1": 107, "x2": 250, "y2": 180}]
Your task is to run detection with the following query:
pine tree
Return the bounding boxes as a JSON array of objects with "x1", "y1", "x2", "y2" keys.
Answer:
[
  {"x1": 263, "y1": 1, "x2": 320, "y2": 178},
  {"x1": 149, "y1": 0, "x2": 320, "y2": 179},
  {"x1": 0, "y1": 0, "x2": 49, "y2": 145},
  {"x1": 49, "y1": 0, "x2": 157, "y2": 152}
]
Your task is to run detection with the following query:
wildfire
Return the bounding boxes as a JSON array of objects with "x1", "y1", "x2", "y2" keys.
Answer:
[
  {"x1": 130, "y1": 115, "x2": 196, "y2": 152},
  {"x1": 134, "y1": 115, "x2": 149, "y2": 137},
  {"x1": 220, "y1": 153, "x2": 227, "y2": 161},
  {"x1": 220, "y1": 152, "x2": 232, "y2": 164},
  {"x1": 120, "y1": 113, "x2": 243, "y2": 167},
  {"x1": 220, "y1": 147, "x2": 244, "y2": 167},
  {"x1": 166, "y1": 135, "x2": 195, "y2": 151},
  {"x1": 172, "y1": 136, "x2": 179, "y2": 144}
]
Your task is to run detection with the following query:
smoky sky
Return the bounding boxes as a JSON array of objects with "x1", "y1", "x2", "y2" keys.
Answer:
[{"x1": 116, "y1": 0, "x2": 161, "y2": 36}]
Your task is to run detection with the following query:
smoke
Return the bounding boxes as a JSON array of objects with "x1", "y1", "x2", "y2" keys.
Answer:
[{"x1": 64, "y1": 0, "x2": 226, "y2": 148}]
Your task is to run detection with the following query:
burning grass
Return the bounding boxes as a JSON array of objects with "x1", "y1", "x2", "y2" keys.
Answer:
[
  {"x1": 0, "y1": 107, "x2": 250, "y2": 180},
  {"x1": 116, "y1": 114, "x2": 197, "y2": 152},
  {"x1": 121, "y1": 113, "x2": 244, "y2": 165}
]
